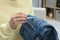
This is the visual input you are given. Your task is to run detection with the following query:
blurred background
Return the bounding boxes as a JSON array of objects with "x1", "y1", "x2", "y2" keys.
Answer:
[{"x1": 32, "y1": 0, "x2": 60, "y2": 40}]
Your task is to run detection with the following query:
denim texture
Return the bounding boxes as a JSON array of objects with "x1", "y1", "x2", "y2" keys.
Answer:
[{"x1": 19, "y1": 15, "x2": 59, "y2": 40}]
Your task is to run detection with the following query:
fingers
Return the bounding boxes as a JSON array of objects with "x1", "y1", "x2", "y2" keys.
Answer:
[
  {"x1": 13, "y1": 13, "x2": 27, "y2": 18},
  {"x1": 12, "y1": 13, "x2": 27, "y2": 23},
  {"x1": 9, "y1": 13, "x2": 27, "y2": 29},
  {"x1": 15, "y1": 18, "x2": 26, "y2": 22}
]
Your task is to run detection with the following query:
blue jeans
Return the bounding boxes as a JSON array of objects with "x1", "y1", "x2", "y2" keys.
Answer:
[{"x1": 20, "y1": 15, "x2": 59, "y2": 40}]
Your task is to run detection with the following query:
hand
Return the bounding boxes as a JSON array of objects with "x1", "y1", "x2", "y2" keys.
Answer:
[{"x1": 9, "y1": 13, "x2": 27, "y2": 29}]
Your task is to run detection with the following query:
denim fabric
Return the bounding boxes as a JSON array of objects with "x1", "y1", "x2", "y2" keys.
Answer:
[{"x1": 19, "y1": 15, "x2": 59, "y2": 40}]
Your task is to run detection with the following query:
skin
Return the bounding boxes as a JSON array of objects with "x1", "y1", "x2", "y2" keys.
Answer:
[{"x1": 9, "y1": 12, "x2": 27, "y2": 29}]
